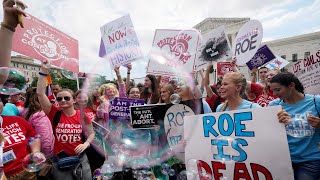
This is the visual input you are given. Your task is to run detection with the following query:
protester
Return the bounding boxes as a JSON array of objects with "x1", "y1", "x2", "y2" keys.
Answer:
[
  {"x1": 141, "y1": 74, "x2": 160, "y2": 104},
  {"x1": 36, "y1": 62, "x2": 95, "y2": 180},
  {"x1": 159, "y1": 84, "x2": 174, "y2": 104},
  {"x1": 217, "y1": 72, "x2": 261, "y2": 111},
  {"x1": 1, "y1": 97, "x2": 42, "y2": 179},
  {"x1": 0, "y1": 93, "x2": 19, "y2": 116},
  {"x1": 20, "y1": 87, "x2": 54, "y2": 158},
  {"x1": 48, "y1": 83, "x2": 61, "y2": 106},
  {"x1": 9, "y1": 92, "x2": 24, "y2": 109},
  {"x1": 204, "y1": 64, "x2": 224, "y2": 112},
  {"x1": 75, "y1": 90, "x2": 96, "y2": 122},
  {"x1": 251, "y1": 67, "x2": 268, "y2": 86},
  {"x1": 269, "y1": 72, "x2": 320, "y2": 179},
  {"x1": 256, "y1": 69, "x2": 280, "y2": 107}
]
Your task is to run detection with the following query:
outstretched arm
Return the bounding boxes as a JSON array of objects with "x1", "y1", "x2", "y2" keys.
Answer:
[
  {"x1": 0, "y1": 0, "x2": 27, "y2": 67},
  {"x1": 36, "y1": 62, "x2": 52, "y2": 115}
]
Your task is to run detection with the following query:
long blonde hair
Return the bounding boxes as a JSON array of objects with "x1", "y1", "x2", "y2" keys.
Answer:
[{"x1": 220, "y1": 72, "x2": 246, "y2": 112}]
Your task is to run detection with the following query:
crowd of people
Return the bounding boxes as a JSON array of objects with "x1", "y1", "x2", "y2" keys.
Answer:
[{"x1": 0, "y1": 0, "x2": 320, "y2": 180}]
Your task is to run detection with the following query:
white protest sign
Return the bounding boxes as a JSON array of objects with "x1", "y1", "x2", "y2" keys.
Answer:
[
  {"x1": 146, "y1": 29, "x2": 201, "y2": 76},
  {"x1": 100, "y1": 15, "x2": 143, "y2": 67},
  {"x1": 184, "y1": 106, "x2": 294, "y2": 180},
  {"x1": 290, "y1": 51, "x2": 320, "y2": 94},
  {"x1": 233, "y1": 20, "x2": 263, "y2": 65},
  {"x1": 195, "y1": 26, "x2": 232, "y2": 70},
  {"x1": 164, "y1": 104, "x2": 195, "y2": 149},
  {"x1": 265, "y1": 55, "x2": 290, "y2": 70}
]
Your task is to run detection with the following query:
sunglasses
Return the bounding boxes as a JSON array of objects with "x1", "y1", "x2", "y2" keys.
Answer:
[{"x1": 57, "y1": 96, "x2": 72, "y2": 102}]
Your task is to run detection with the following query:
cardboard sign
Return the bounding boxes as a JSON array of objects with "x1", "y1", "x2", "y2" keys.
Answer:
[
  {"x1": 12, "y1": 13, "x2": 79, "y2": 72},
  {"x1": 290, "y1": 51, "x2": 320, "y2": 94},
  {"x1": 195, "y1": 26, "x2": 232, "y2": 70},
  {"x1": 217, "y1": 62, "x2": 233, "y2": 76},
  {"x1": 265, "y1": 55, "x2": 290, "y2": 70},
  {"x1": 233, "y1": 20, "x2": 263, "y2": 65},
  {"x1": 246, "y1": 45, "x2": 275, "y2": 70},
  {"x1": 100, "y1": 15, "x2": 143, "y2": 67},
  {"x1": 109, "y1": 97, "x2": 144, "y2": 121},
  {"x1": 146, "y1": 29, "x2": 201, "y2": 76},
  {"x1": 184, "y1": 106, "x2": 294, "y2": 180}
]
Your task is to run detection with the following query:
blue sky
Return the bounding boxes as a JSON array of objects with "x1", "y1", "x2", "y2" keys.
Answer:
[{"x1": 1, "y1": 0, "x2": 319, "y2": 80}]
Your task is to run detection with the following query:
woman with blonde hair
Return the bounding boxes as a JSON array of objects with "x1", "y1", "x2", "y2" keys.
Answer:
[
  {"x1": 217, "y1": 72, "x2": 261, "y2": 112},
  {"x1": 159, "y1": 84, "x2": 175, "y2": 104}
]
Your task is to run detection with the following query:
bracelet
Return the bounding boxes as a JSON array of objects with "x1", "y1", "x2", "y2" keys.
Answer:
[
  {"x1": 1, "y1": 22, "x2": 15, "y2": 32},
  {"x1": 127, "y1": 72, "x2": 130, "y2": 74},
  {"x1": 39, "y1": 72, "x2": 48, "y2": 76}
]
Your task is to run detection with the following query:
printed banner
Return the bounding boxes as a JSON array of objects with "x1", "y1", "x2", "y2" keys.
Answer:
[
  {"x1": 290, "y1": 51, "x2": 320, "y2": 94},
  {"x1": 246, "y1": 45, "x2": 275, "y2": 70},
  {"x1": 12, "y1": 13, "x2": 79, "y2": 72},
  {"x1": 184, "y1": 106, "x2": 294, "y2": 180},
  {"x1": 265, "y1": 55, "x2": 290, "y2": 70},
  {"x1": 233, "y1": 20, "x2": 263, "y2": 65},
  {"x1": 146, "y1": 29, "x2": 201, "y2": 76},
  {"x1": 109, "y1": 97, "x2": 144, "y2": 121},
  {"x1": 217, "y1": 62, "x2": 233, "y2": 76},
  {"x1": 195, "y1": 26, "x2": 232, "y2": 70},
  {"x1": 100, "y1": 15, "x2": 143, "y2": 67}
]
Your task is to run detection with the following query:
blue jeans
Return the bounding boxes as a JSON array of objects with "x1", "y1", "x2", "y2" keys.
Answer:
[{"x1": 292, "y1": 160, "x2": 320, "y2": 180}]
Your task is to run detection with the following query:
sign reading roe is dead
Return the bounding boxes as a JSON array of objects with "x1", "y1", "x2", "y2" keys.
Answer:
[{"x1": 184, "y1": 106, "x2": 294, "y2": 180}]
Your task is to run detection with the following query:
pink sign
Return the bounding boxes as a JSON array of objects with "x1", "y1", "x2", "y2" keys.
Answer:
[
  {"x1": 12, "y1": 14, "x2": 79, "y2": 72},
  {"x1": 217, "y1": 62, "x2": 233, "y2": 76}
]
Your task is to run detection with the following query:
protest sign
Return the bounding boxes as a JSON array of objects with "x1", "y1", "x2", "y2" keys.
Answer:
[
  {"x1": 265, "y1": 55, "x2": 290, "y2": 70},
  {"x1": 90, "y1": 121, "x2": 110, "y2": 156},
  {"x1": 195, "y1": 26, "x2": 232, "y2": 70},
  {"x1": 109, "y1": 97, "x2": 144, "y2": 121},
  {"x1": 184, "y1": 106, "x2": 294, "y2": 180},
  {"x1": 246, "y1": 45, "x2": 275, "y2": 70},
  {"x1": 12, "y1": 13, "x2": 79, "y2": 72},
  {"x1": 146, "y1": 29, "x2": 201, "y2": 76},
  {"x1": 130, "y1": 99, "x2": 203, "y2": 154},
  {"x1": 233, "y1": 20, "x2": 263, "y2": 65},
  {"x1": 100, "y1": 15, "x2": 143, "y2": 67},
  {"x1": 217, "y1": 62, "x2": 233, "y2": 76},
  {"x1": 290, "y1": 51, "x2": 320, "y2": 94}
]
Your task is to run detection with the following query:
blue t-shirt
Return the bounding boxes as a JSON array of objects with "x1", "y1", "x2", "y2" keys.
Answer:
[
  {"x1": 216, "y1": 99, "x2": 261, "y2": 112},
  {"x1": 202, "y1": 99, "x2": 212, "y2": 114},
  {"x1": 268, "y1": 94, "x2": 320, "y2": 163},
  {"x1": 1, "y1": 103, "x2": 19, "y2": 116}
]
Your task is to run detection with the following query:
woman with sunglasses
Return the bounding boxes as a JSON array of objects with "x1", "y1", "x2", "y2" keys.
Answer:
[
  {"x1": 36, "y1": 63, "x2": 95, "y2": 180},
  {"x1": 20, "y1": 87, "x2": 54, "y2": 158}
]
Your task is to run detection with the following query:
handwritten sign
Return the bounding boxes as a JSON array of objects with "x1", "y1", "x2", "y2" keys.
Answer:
[
  {"x1": 164, "y1": 104, "x2": 194, "y2": 150},
  {"x1": 195, "y1": 26, "x2": 231, "y2": 70},
  {"x1": 265, "y1": 55, "x2": 289, "y2": 70},
  {"x1": 184, "y1": 106, "x2": 294, "y2": 180},
  {"x1": 12, "y1": 13, "x2": 79, "y2": 72},
  {"x1": 100, "y1": 15, "x2": 143, "y2": 67},
  {"x1": 109, "y1": 97, "x2": 144, "y2": 121},
  {"x1": 146, "y1": 29, "x2": 201, "y2": 76},
  {"x1": 246, "y1": 45, "x2": 275, "y2": 70},
  {"x1": 233, "y1": 20, "x2": 263, "y2": 65},
  {"x1": 290, "y1": 50, "x2": 320, "y2": 94}
]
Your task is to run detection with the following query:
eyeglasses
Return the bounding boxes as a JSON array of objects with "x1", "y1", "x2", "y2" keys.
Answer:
[{"x1": 57, "y1": 96, "x2": 71, "y2": 102}]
